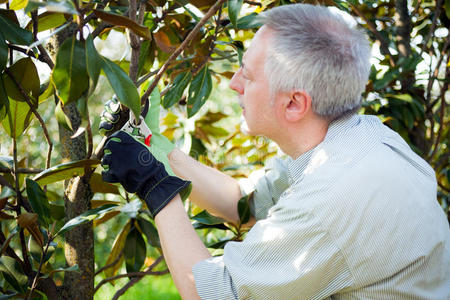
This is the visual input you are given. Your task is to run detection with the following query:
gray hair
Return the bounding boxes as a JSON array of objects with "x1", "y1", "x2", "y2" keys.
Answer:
[{"x1": 259, "y1": 4, "x2": 371, "y2": 120}]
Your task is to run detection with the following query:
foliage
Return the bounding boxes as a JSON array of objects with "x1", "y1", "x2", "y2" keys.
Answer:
[{"x1": 0, "y1": 0, "x2": 448, "y2": 299}]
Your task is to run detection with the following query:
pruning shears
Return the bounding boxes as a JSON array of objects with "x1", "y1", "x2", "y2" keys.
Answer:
[{"x1": 120, "y1": 99, "x2": 152, "y2": 147}]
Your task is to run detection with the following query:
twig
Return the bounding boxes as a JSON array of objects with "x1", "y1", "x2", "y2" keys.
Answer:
[
  {"x1": 192, "y1": 6, "x2": 222, "y2": 75},
  {"x1": 0, "y1": 167, "x2": 43, "y2": 174},
  {"x1": 31, "y1": 11, "x2": 38, "y2": 42},
  {"x1": 0, "y1": 230, "x2": 24, "y2": 266},
  {"x1": 94, "y1": 256, "x2": 166, "y2": 294},
  {"x1": 37, "y1": 45, "x2": 54, "y2": 69},
  {"x1": 86, "y1": 105, "x2": 93, "y2": 159},
  {"x1": 427, "y1": 64, "x2": 449, "y2": 162},
  {"x1": 111, "y1": 257, "x2": 168, "y2": 300},
  {"x1": 5, "y1": 70, "x2": 53, "y2": 170},
  {"x1": 128, "y1": 0, "x2": 141, "y2": 84},
  {"x1": 426, "y1": 34, "x2": 449, "y2": 104},
  {"x1": 419, "y1": 0, "x2": 443, "y2": 57},
  {"x1": 350, "y1": 4, "x2": 395, "y2": 67},
  {"x1": 136, "y1": 69, "x2": 159, "y2": 86},
  {"x1": 27, "y1": 223, "x2": 56, "y2": 300},
  {"x1": 94, "y1": 251, "x2": 124, "y2": 276},
  {"x1": 244, "y1": 0, "x2": 261, "y2": 6},
  {"x1": 92, "y1": 22, "x2": 114, "y2": 38},
  {"x1": 19, "y1": 229, "x2": 32, "y2": 275},
  {"x1": 140, "y1": 0, "x2": 227, "y2": 104}
]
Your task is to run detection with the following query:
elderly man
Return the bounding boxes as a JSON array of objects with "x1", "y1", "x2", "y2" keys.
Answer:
[{"x1": 100, "y1": 3, "x2": 450, "y2": 299}]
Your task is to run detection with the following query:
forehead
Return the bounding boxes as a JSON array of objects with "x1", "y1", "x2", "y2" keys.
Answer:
[{"x1": 242, "y1": 26, "x2": 273, "y2": 66}]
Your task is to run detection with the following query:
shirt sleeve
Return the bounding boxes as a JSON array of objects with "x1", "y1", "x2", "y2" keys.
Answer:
[
  {"x1": 238, "y1": 157, "x2": 290, "y2": 220},
  {"x1": 192, "y1": 195, "x2": 354, "y2": 300}
]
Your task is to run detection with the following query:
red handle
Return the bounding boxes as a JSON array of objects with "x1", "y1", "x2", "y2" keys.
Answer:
[{"x1": 144, "y1": 134, "x2": 152, "y2": 146}]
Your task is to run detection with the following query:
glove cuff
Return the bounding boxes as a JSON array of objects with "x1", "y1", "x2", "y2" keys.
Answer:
[{"x1": 138, "y1": 175, "x2": 191, "y2": 218}]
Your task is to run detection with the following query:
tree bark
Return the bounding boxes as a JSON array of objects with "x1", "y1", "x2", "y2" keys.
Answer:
[
  {"x1": 395, "y1": 0, "x2": 414, "y2": 91},
  {"x1": 47, "y1": 25, "x2": 95, "y2": 300}
]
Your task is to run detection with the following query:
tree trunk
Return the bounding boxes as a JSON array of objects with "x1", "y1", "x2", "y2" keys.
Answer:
[
  {"x1": 395, "y1": 0, "x2": 414, "y2": 91},
  {"x1": 47, "y1": 25, "x2": 95, "y2": 300}
]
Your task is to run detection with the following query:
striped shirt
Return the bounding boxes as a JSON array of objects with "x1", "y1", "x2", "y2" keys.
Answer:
[{"x1": 192, "y1": 114, "x2": 450, "y2": 300}]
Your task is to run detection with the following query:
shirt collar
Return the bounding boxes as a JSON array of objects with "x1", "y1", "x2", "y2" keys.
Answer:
[{"x1": 287, "y1": 113, "x2": 361, "y2": 183}]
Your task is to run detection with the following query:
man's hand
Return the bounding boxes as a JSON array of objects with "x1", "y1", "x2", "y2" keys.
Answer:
[
  {"x1": 98, "y1": 95, "x2": 176, "y2": 175},
  {"x1": 101, "y1": 131, "x2": 190, "y2": 218}
]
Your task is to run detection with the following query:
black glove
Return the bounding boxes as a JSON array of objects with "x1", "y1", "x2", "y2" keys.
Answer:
[{"x1": 101, "y1": 131, "x2": 191, "y2": 218}]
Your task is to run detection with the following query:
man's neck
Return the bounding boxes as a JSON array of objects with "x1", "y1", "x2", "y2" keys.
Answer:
[{"x1": 276, "y1": 116, "x2": 330, "y2": 159}]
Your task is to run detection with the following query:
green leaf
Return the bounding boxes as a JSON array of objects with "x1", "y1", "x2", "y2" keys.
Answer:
[
  {"x1": 0, "y1": 31, "x2": 7, "y2": 71},
  {"x1": 0, "y1": 78, "x2": 7, "y2": 123},
  {"x1": 104, "y1": 222, "x2": 130, "y2": 278},
  {"x1": 187, "y1": 66, "x2": 212, "y2": 118},
  {"x1": 1, "y1": 97, "x2": 32, "y2": 138},
  {"x1": 228, "y1": 0, "x2": 243, "y2": 29},
  {"x1": 89, "y1": 172, "x2": 120, "y2": 194},
  {"x1": 2, "y1": 58, "x2": 39, "y2": 136},
  {"x1": 85, "y1": 35, "x2": 102, "y2": 97},
  {"x1": 147, "y1": 85, "x2": 161, "y2": 134},
  {"x1": 28, "y1": 235, "x2": 54, "y2": 263},
  {"x1": 25, "y1": 0, "x2": 78, "y2": 15},
  {"x1": 0, "y1": 293, "x2": 18, "y2": 299},
  {"x1": 39, "y1": 81, "x2": 55, "y2": 103},
  {"x1": 100, "y1": 56, "x2": 141, "y2": 119},
  {"x1": 162, "y1": 71, "x2": 191, "y2": 109},
  {"x1": 55, "y1": 100, "x2": 72, "y2": 131},
  {"x1": 236, "y1": 13, "x2": 262, "y2": 29},
  {"x1": 237, "y1": 194, "x2": 251, "y2": 224},
  {"x1": 228, "y1": 40, "x2": 244, "y2": 65},
  {"x1": 48, "y1": 203, "x2": 65, "y2": 220},
  {"x1": 192, "y1": 210, "x2": 226, "y2": 225},
  {"x1": 0, "y1": 256, "x2": 28, "y2": 294},
  {"x1": 25, "y1": 12, "x2": 66, "y2": 32},
  {"x1": 26, "y1": 178, "x2": 51, "y2": 228},
  {"x1": 137, "y1": 217, "x2": 160, "y2": 248},
  {"x1": 57, "y1": 204, "x2": 117, "y2": 236},
  {"x1": 94, "y1": 10, "x2": 151, "y2": 40},
  {"x1": 0, "y1": 12, "x2": 33, "y2": 45},
  {"x1": 120, "y1": 199, "x2": 141, "y2": 219},
  {"x1": 52, "y1": 36, "x2": 89, "y2": 105},
  {"x1": 3, "y1": 57, "x2": 39, "y2": 104},
  {"x1": 33, "y1": 159, "x2": 100, "y2": 186},
  {"x1": 10, "y1": 0, "x2": 28, "y2": 10},
  {"x1": 124, "y1": 226, "x2": 146, "y2": 273},
  {"x1": 42, "y1": 264, "x2": 79, "y2": 278},
  {"x1": 192, "y1": 222, "x2": 229, "y2": 230},
  {"x1": 207, "y1": 238, "x2": 232, "y2": 249}
]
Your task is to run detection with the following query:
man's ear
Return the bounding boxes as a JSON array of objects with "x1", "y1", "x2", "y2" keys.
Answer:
[{"x1": 284, "y1": 91, "x2": 311, "y2": 122}]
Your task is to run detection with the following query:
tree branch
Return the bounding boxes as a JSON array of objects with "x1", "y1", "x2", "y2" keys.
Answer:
[
  {"x1": 0, "y1": 167, "x2": 43, "y2": 174},
  {"x1": 94, "y1": 255, "x2": 166, "y2": 294},
  {"x1": 27, "y1": 224, "x2": 56, "y2": 300},
  {"x1": 128, "y1": 0, "x2": 141, "y2": 84},
  {"x1": 94, "y1": 250, "x2": 123, "y2": 276},
  {"x1": 5, "y1": 70, "x2": 53, "y2": 170},
  {"x1": 427, "y1": 63, "x2": 449, "y2": 162},
  {"x1": 111, "y1": 257, "x2": 168, "y2": 300},
  {"x1": 419, "y1": 0, "x2": 443, "y2": 57},
  {"x1": 140, "y1": 0, "x2": 227, "y2": 104},
  {"x1": 350, "y1": 4, "x2": 395, "y2": 67}
]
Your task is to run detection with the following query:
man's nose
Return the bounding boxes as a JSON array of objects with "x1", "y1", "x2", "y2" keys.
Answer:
[{"x1": 229, "y1": 69, "x2": 243, "y2": 94}]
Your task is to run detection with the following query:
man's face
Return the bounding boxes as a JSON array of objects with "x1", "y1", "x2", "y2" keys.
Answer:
[{"x1": 229, "y1": 26, "x2": 277, "y2": 137}]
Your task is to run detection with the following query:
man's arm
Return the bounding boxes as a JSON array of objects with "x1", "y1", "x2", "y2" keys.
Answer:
[
  {"x1": 155, "y1": 194, "x2": 212, "y2": 300},
  {"x1": 168, "y1": 148, "x2": 246, "y2": 224}
]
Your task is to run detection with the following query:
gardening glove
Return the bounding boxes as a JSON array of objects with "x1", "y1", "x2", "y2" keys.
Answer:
[
  {"x1": 101, "y1": 130, "x2": 191, "y2": 218},
  {"x1": 98, "y1": 93, "x2": 176, "y2": 175}
]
